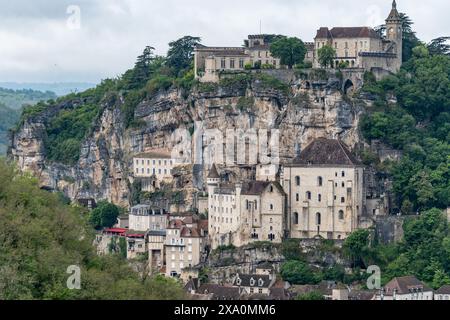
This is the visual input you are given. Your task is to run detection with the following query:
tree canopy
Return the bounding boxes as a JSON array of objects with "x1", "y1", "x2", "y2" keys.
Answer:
[
  {"x1": 0, "y1": 159, "x2": 185, "y2": 299},
  {"x1": 317, "y1": 45, "x2": 336, "y2": 68},
  {"x1": 270, "y1": 37, "x2": 307, "y2": 69},
  {"x1": 89, "y1": 201, "x2": 122, "y2": 229},
  {"x1": 166, "y1": 36, "x2": 201, "y2": 76}
]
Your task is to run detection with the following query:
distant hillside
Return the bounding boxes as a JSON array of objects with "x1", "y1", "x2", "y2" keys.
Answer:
[
  {"x1": 0, "y1": 87, "x2": 57, "y2": 154},
  {"x1": 0, "y1": 82, "x2": 96, "y2": 97},
  {"x1": 0, "y1": 103, "x2": 20, "y2": 154}
]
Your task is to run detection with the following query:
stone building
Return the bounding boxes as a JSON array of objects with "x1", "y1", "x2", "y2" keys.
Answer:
[
  {"x1": 165, "y1": 218, "x2": 207, "y2": 277},
  {"x1": 194, "y1": 34, "x2": 282, "y2": 83},
  {"x1": 313, "y1": 1, "x2": 403, "y2": 73},
  {"x1": 207, "y1": 164, "x2": 286, "y2": 249},
  {"x1": 282, "y1": 138, "x2": 364, "y2": 240},
  {"x1": 133, "y1": 149, "x2": 175, "y2": 191},
  {"x1": 128, "y1": 204, "x2": 168, "y2": 232}
]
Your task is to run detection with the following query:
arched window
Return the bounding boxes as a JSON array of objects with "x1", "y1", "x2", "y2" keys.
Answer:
[
  {"x1": 318, "y1": 176, "x2": 323, "y2": 187},
  {"x1": 295, "y1": 176, "x2": 301, "y2": 186},
  {"x1": 339, "y1": 210, "x2": 344, "y2": 220},
  {"x1": 316, "y1": 212, "x2": 322, "y2": 225},
  {"x1": 293, "y1": 212, "x2": 299, "y2": 225},
  {"x1": 318, "y1": 194, "x2": 322, "y2": 202},
  {"x1": 296, "y1": 193, "x2": 299, "y2": 202},
  {"x1": 306, "y1": 191, "x2": 312, "y2": 200}
]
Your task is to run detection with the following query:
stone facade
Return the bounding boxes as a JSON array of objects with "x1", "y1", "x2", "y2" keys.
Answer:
[
  {"x1": 313, "y1": 1, "x2": 403, "y2": 73},
  {"x1": 207, "y1": 164, "x2": 286, "y2": 249},
  {"x1": 164, "y1": 217, "x2": 208, "y2": 277},
  {"x1": 194, "y1": 34, "x2": 281, "y2": 83},
  {"x1": 282, "y1": 138, "x2": 365, "y2": 240}
]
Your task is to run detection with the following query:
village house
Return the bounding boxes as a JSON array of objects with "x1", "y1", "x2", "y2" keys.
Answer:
[
  {"x1": 313, "y1": 1, "x2": 403, "y2": 73},
  {"x1": 133, "y1": 149, "x2": 175, "y2": 191},
  {"x1": 376, "y1": 276, "x2": 434, "y2": 300},
  {"x1": 434, "y1": 285, "x2": 450, "y2": 300},
  {"x1": 194, "y1": 34, "x2": 282, "y2": 83},
  {"x1": 282, "y1": 138, "x2": 365, "y2": 240},
  {"x1": 126, "y1": 232, "x2": 146, "y2": 259},
  {"x1": 128, "y1": 204, "x2": 168, "y2": 232},
  {"x1": 207, "y1": 164, "x2": 286, "y2": 249},
  {"x1": 164, "y1": 217, "x2": 207, "y2": 278},
  {"x1": 232, "y1": 273, "x2": 276, "y2": 296}
]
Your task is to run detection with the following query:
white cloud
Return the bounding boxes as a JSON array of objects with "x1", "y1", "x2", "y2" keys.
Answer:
[{"x1": 0, "y1": 0, "x2": 447, "y2": 83}]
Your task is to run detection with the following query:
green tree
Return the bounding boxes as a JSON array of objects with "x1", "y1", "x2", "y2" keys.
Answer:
[
  {"x1": 317, "y1": 45, "x2": 336, "y2": 68},
  {"x1": 270, "y1": 37, "x2": 307, "y2": 69},
  {"x1": 427, "y1": 37, "x2": 450, "y2": 56},
  {"x1": 89, "y1": 201, "x2": 121, "y2": 229},
  {"x1": 280, "y1": 260, "x2": 320, "y2": 285},
  {"x1": 296, "y1": 291, "x2": 325, "y2": 300},
  {"x1": 166, "y1": 36, "x2": 201, "y2": 76},
  {"x1": 343, "y1": 229, "x2": 370, "y2": 268},
  {"x1": 0, "y1": 159, "x2": 185, "y2": 300}
]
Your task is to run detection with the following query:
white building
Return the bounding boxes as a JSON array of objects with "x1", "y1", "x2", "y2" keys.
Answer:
[
  {"x1": 133, "y1": 149, "x2": 175, "y2": 190},
  {"x1": 377, "y1": 276, "x2": 434, "y2": 300},
  {"x1": 435, "y1": 285, "x2": 450, "y2": 300},
  {"x1": 128, "y1": 204, "x2": 168, "y2": 232},
  {"x1": 282, "y1": 138, "x2": 365, "y2": 240}
]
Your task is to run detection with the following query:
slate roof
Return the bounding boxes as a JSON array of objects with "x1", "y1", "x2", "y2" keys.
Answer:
[
  {"x1": 241, "y1": 181, "x2": 285, "y2": 196},
  {"x1": 207, "y1": 164, "x2": 220, "y2": 179},
  {"x1": 233, "y1": 274, "x2": 272, "y2": 288},
  {"x1": 315, "y1": 27, "x2": 380, "y2": 39},
  {"x1": 269, "y1": 287, "x2": 291, "y2": 300},
  {"x1": 292, "y1": 138, "x2": 361, "y2": 166},
  {"x1": 386, "y1": 0, "x2": 401, "y2": 21},
  {"x1": 435, "y1": 285, "x2": 450, "y2": 295},
  {"x1": 198, "y1": 284, "x2": 241, "y2": 300},
  {"x1": 384, "y1": 276, "x2": 433, "y2": 296}
]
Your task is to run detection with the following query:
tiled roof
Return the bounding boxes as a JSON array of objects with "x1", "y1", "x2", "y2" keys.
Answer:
[
  {"x1": 315, "y1": 27, "x2": 380, "y2": 39},
  {"x1": 269, "y1": 287, "x2": 290, "y2": 300},
  {"x1": 384, "y1": 276, "x2": 433, "y2": 295},
  {"x1": 292, "y1": 138, "x2": 361, "y2": 166},
  {"x1": 198, "y1": 284, "x2": 241, "y2": 300},
  {"x1": 135, "y1": 149, "x2": 172, "y2": 159}
]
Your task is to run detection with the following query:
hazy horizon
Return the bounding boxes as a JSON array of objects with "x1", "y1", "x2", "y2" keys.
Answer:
[{"x1": 0, "y1": 0, "x2": 448, "y2": 83}]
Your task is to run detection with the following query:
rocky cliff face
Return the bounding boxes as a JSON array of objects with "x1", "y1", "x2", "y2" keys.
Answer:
[{"x1": 9, "y1": 73, "x2": 365, "y2": 208}]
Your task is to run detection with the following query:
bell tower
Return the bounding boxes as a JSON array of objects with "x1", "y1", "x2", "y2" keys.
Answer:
[{"x1": 385, "y1": 0, "x2": 403, "y2": 70}]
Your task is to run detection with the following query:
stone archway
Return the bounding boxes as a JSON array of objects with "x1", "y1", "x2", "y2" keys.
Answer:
[{"x1": 343, "y1": 79, "x2": 354, "y2": 95}]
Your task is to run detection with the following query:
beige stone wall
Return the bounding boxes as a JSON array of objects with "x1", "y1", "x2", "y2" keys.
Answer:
[
  {"x1": 165, "y1": 231, "x2": 203, "y2": 277},
  {"x1": 283, "y1": 165, "x2": 364, "y2": 240}
]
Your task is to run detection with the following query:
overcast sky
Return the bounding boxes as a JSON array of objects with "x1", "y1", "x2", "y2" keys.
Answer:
[{"x1": 0, "y1": 0, "x2": 447, "y2": 83}]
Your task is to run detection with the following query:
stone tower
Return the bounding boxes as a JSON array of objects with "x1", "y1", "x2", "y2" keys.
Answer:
[
  {"x1": 385, "y1": 0, "x2": 403, "y2": 71},
  {"x1": 207, "y1": 163, "x2": 220, "y2": 195}
]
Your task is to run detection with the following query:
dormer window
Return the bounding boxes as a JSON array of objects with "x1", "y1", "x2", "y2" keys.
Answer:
[
  {"x1": 258, "y1": 278, "x2": 264, "y2": 287},
  {"x1": 250, "y1": 278, "x2": 256, "y2": 286}
]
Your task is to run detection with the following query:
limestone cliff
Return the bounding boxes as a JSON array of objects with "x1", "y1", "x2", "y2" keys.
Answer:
[{"x1": 9, "y1": 71, "x2": 366, "y2": 209}]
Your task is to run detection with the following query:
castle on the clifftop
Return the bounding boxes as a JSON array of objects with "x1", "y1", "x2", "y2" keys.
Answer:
[{"x1": 195, "y1": 1, "x2": 403, "y2": 82}]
